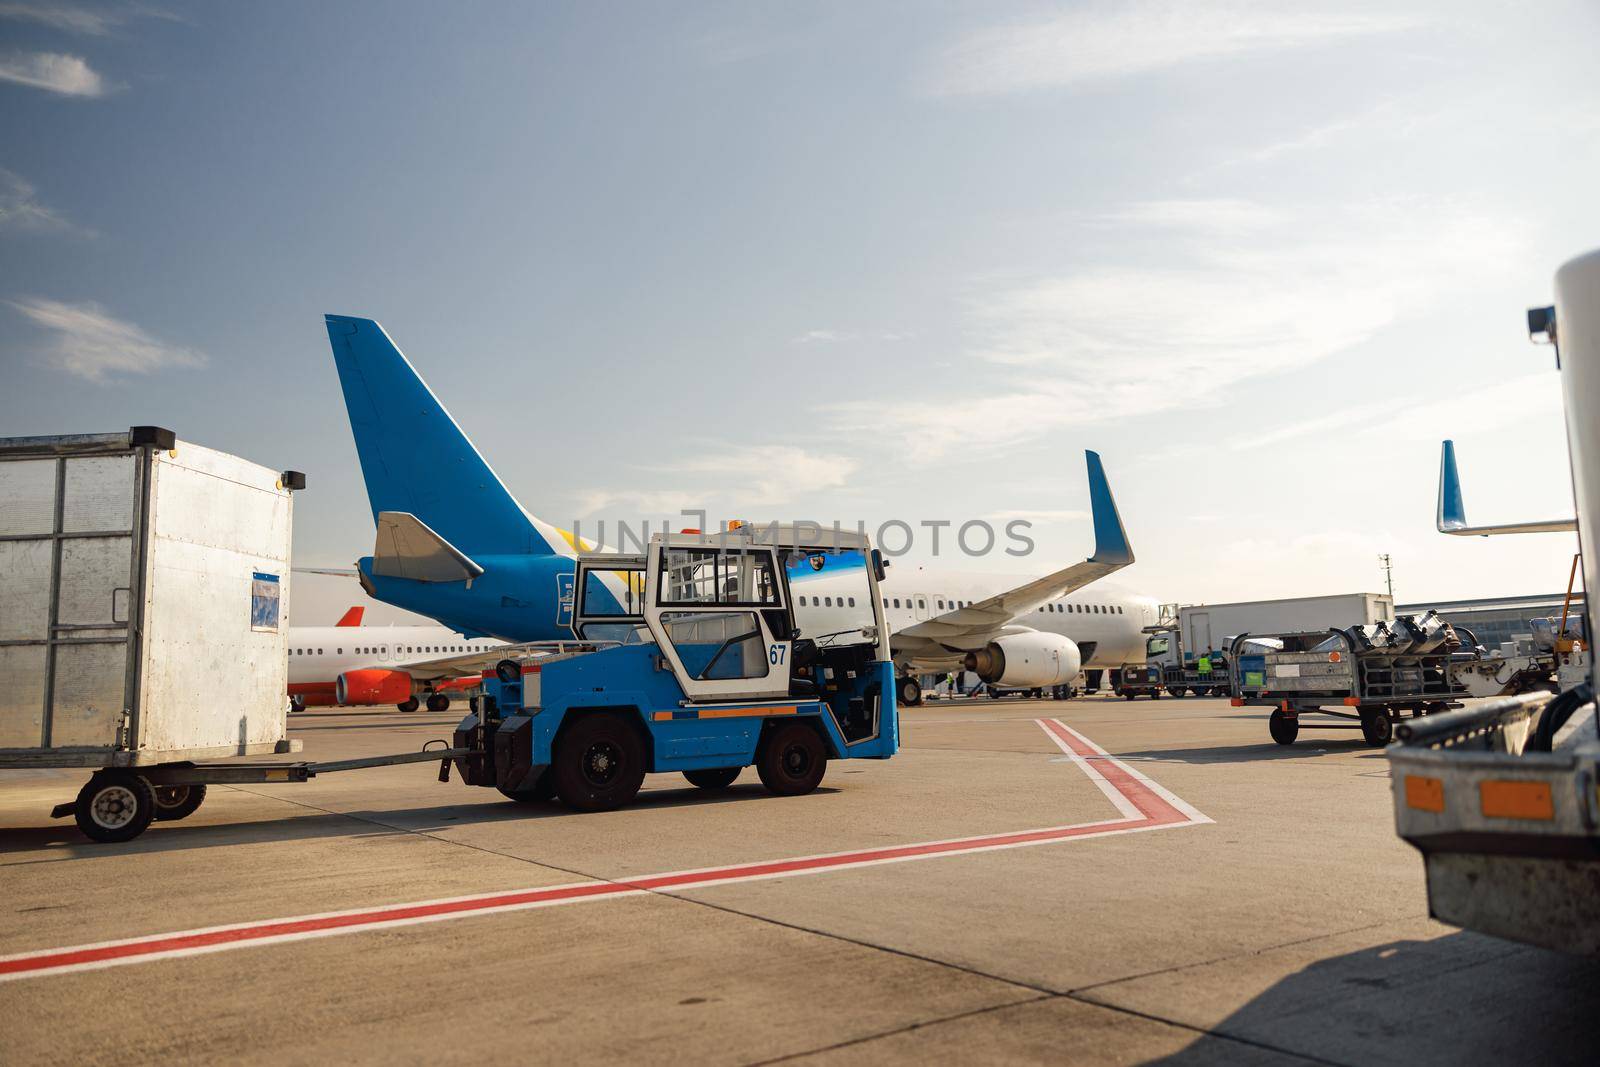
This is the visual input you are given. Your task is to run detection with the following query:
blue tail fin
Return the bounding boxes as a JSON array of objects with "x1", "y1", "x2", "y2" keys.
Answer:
[
  {"x1": 325, "y1": 315, "x2": 555, "y2": 557},
  {"x1": 1086, "y1": 450, "x2": 1133, "y2": 565},
  {"x1": 1438, "y1": 440, "x2": 1467, "y2": 532}
]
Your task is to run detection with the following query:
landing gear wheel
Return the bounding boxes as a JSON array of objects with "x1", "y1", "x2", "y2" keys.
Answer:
[
  {"x1": 1269, "y1": 710, "x2": 1299, "y2": 745},
  {"x1": 425, "y1": 693, "x2": 450, "y2": 713},
  {"x1": 757, "y1": 722, "x2": 827, "y2": 796},
  {"x1": 289, "y1": 694, "x2": 306, "y2": 713},
  {"x1": 397, "y1": 697, "x2": 420, "y2": 713},
  {"x1": 152, "y1": 783, "x2": 207, "y2": 822},
  {"x1": 896, "y1": 676, "x2": 923, "y2": 707},
  {"x1": 498, "y1": 767, "x2": 556, "y2": 803},
  {"x1": 553, "y1": 713, "x2": 646, "y2": 812},
  {"x1": 1360, "y1": 710, "x2": 1393, "y2": 747},
  {"x1": 74, "y1": 770, "x2": 157, "y2": 843},
  {"x1": 684, "y1": 767, "x2": 741, "y2": 790}
]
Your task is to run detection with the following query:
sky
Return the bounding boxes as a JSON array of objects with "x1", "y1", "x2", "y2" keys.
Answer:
[{"x1": 2, "y1": 0, "x2": 1598, "y2": 626}]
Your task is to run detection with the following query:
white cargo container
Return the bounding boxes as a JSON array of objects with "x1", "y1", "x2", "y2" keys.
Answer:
[
  {"x1": 1179, "y1": 593, "x2": 1394, "y2": 652},
  {"x1": 0, "y1": 426, "x2": 302, "y2": 780}
]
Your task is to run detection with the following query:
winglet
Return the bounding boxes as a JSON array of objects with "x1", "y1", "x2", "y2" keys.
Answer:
[
  {"x1": 1435, "y1": 439, "x2": 1576, "y2": 536},
  {"x1": 1086, "y1": 450, "x2": 1134, "y2": 565},
  {"x1": 1437, "y1": 440, "x2": 1468, "y2": 532},
  {"x1": 335, "y1": 606, "x2": 365, "y2": 627}
]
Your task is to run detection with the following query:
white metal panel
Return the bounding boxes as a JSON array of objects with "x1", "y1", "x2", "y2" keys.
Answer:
[
  {"x1": 61, "y1": 455, "x2": 135, "y2": 533},
  {"x1": 1555, "y1": 249, "x2": 1600, "y2": 652},
  {"x1": 50, "y1": 642, "x2": 126, "y2": 747},
  {"x1": 0, "y1": 458, "x2": 56, "y2": 536},
  {"x1": 0, "y1": 645, "x2": 46, "y2": 747},
  {"x1": 0, "y1": 540, "x2": 52, "y2": 641},
  {"x1": 136, "y1": 443, "x2": 290, "y2": 755}
]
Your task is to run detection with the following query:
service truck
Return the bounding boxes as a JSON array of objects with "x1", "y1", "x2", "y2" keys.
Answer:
[{"x1": 1387, "y1": 249, "x2": 1600, "y2": 955}]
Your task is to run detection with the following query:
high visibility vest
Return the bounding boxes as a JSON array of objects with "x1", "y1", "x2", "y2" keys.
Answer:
[{"x1": 1197, "y1": 656, "x2": 1212, "y2": 673}]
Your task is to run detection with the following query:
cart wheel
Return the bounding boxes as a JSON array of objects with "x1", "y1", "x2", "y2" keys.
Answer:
[
  {"x1": 683, "y1": 767, "x2": 741, "y2": 790},
  {"x1": 757, "y1": 722, "x2": 827, "y2": 796},
  {"x1": 152, "y1": 783, "x2": 207, "y2": 822},
  {"x1": 989, "y1": 689, "x2": 1002, "y2": 699},
  {"x1": 1167, "y1": 687, "x2": 1185, "y2": 698},
  {"x1": 1360, "y1": 711, "x2": 1393, "y2": 747},
  {"x1": 553, "y1": 713, "x2": 646, "y2": 812},
  {"x1": 74, "y1": 771, "x2": 157, "y2": 843},
  {"x1": 1123, "y1": 690, "x2": 1135, "y2": 700},
  {"x1": 425, "y1": 693, "x2": 450, "y2": 713},
  {"x1": 498, "y1": 767, "x2": 556, "y2": 803},
  {"x1": 289, "y1": 694, "x2": 306, "y2": 713},
  {"x1": 397, "y1": 697, "x2": 420, "y2": 713},
  {"x1": 1269, "y1": 710, "x2": 1298, "y2": 745}
]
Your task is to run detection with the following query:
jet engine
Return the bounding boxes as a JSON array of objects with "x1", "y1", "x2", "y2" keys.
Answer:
[
  {"x1": 964, "y1": 632, "x2": 1081, "y2": 687},
  {"x1": 336, "y1": 669, "x2": 415, "y2": 706}
]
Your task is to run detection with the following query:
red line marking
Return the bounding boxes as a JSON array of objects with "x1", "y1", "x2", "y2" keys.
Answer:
[
  {"x1": 1037, "y1": 718, "x2": 1187, "y2": 825},
  {"x1": 0, "y1": 719, "x2": 1203, "y2": 981}
]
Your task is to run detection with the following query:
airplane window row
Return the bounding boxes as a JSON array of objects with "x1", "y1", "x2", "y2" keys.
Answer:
[
  {"x1": 289, "y1": 644, "x2": 478, "y2": 656},
  {"x1": 866, "y1": 598, "x2": 1125, "y2": 616},
  {"x1": 796, "y1": 596, "x2": 856, "y2": 607}
]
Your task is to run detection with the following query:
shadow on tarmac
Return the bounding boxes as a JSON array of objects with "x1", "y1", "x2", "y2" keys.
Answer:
[
  {"x1": 0, "y1": 783, "x2": 842, "y2": 860},
  {"x1": 1139, "y1": 931, "x2": 1600, "y2": 1065},
  {"x1": 1118, "y1": 742, "x2": 1390, "y2": 765}
]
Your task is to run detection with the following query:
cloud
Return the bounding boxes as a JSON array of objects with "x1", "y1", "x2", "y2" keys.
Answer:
[
  {"x1": 792, "y1": 328, "x2": 912, "y2": 344},
  {"x1": 575, "y1": 446, "x2": 861, "y2": 517},
  {"x1": 926, "y1": 2, "x2": 1423, "y2": 96},
  {"x1": 0, "y1": 167, "x2": 87, "y2": 233},
  {"x1": 0, "y1": 50, "x2": 106, "y2": 96},
  {"x1": 0, "y1": 3, "x2": 117, "y2": 34},
  {"x1": 825, "y1": 196, "x2": 1527, "y2": 461},
  {"x1": 9, "y1": 297, "x2": 206, "y2": 381}
]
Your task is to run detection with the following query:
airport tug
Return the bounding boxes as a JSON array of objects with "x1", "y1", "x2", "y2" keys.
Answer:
[{"x1": 447, "y1": 527, "x2": 899, "y2": 811}]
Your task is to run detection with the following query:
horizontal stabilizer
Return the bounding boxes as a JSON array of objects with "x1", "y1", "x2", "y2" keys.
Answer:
[
  {"x1": 1437, "y1": 440, "x2": 1575, "y2": 536},
  {"x1": 372, "y1": 511, "x2": 486, "y2": 583}
]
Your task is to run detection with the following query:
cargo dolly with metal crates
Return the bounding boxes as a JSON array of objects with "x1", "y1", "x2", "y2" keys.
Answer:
[{"x1": 1228, "y1": 612, "x2": 1476, "y2": 747}]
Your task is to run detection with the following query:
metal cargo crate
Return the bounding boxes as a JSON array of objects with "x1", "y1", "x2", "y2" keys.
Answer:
[{"x1": 0, "y1": 427, "x2": 302, "y2": 767}]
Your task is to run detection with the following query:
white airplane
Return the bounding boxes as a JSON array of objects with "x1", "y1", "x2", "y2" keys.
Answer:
[
  {"x1": 287, "y1": 607, "x2": 504, "y2": 713},
  {"x1": 321, "y1": 315, "x2": 1160, "y2": 708},
  {"x1": 793, "y1": 570, "x2": 1157, "y2": 704}
]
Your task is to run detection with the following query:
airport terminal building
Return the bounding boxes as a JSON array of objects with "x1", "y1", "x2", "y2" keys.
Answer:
[{"x1": 1397, "y1": 592, "x2": 1588, "y2": 649}]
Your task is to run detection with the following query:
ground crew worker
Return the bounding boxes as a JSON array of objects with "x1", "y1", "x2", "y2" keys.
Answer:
[{"x1": 1197, "y1": 651, "x2": 1213, "y2": 679}]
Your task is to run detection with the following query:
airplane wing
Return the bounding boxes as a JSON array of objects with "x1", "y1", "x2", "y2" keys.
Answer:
[
  {"x1": 1437, "y1": 440, "x2": 1576, "y2": 536},
  {"x1": 295, "y1": 566, "x2": 360, "y2": 577},
  {"x1": 394, "y1": 640, "x2": 593, "y2": 682},
  {"x1": 893, "y1": 451, "x2": 1133, "y2": 650}
]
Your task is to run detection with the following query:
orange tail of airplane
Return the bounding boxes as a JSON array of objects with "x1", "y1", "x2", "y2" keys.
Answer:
[{"x1": 335, "y1": 606, "x2": 365, "y2": 627}]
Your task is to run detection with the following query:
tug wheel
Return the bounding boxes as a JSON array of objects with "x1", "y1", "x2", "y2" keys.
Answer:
[
  {"x1": 74, "y1": 771, "x2": 157, "y2": 843},
  {"x1": 683, "y1": 767, "x2": 741, "y2": 790},
  {"x1": 553, "y1": 713, "x2": 646, "y2": 812},
  {"x1": 757, "y1": 722, "x2": 827, "y2": 796}
]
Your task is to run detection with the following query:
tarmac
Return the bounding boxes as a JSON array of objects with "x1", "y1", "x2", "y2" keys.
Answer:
[{"x1": 2, "y1": 693, "x2": 1597, "y2": 1065}]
